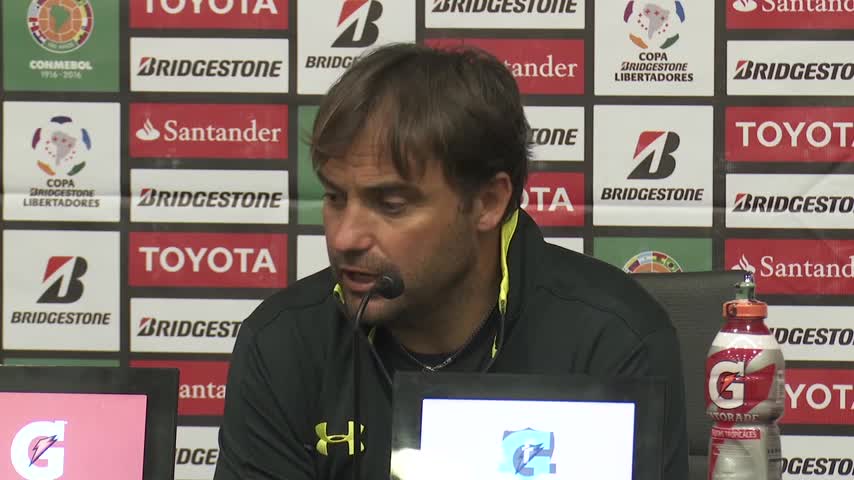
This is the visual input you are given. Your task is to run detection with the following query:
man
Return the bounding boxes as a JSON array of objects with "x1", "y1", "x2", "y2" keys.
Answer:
[{"x1": 214, "y1": 42, "x2": 688, "y2": 480}]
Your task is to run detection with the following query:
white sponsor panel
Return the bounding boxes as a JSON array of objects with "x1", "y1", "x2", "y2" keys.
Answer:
[
  {"x1": 594, "y1": 0, "x2": 714, "y2": 96},
  {"x1": 3, "y1": 102, "x2": 120, "y2": 222},
  {"x1": 175, "y1": 426, "x2": 220, "y2": 480},
  {"x1": 767, "y1": 306, "x2": 854, "y2": 362},
  {"x1": 130, "y1": 37, "x2": 289, "y2": 93},
  {"x1": 297, "y1": 0, "x2": 416, "y2": 94},
  {"x1": 545, "y1": 237, "x2": 584, "y2": 254},
  {"x1": 728, "y1": 41, "x2": 854, "y2": 96},
  {"x1": 130, "y1": 298, "x2": 260, "y2": 354},
  {"x1": 727, "y1": 174, "x2": 854, "y2": 229},
  {"x1": 2, "y1": 230, "x2": 119, "y2": 351},
  {"x1": 524, "y1": 106, "x2": 584, "y2": 162},
  {"x1": 593, "y1": 105, "x2": 713, "y2": 227},
  {"x1": 131, "y1": 169, "x2": 289, "y2": 224},
  {"x1": 781, "y1": 435, "x2": 854, "y2": 479},
  {"x1": 425, "y1": 0, "x2": 584, "y2": 29},
  {"x1": 297, "y1": 235, "x2": 330, "y2": 280}
]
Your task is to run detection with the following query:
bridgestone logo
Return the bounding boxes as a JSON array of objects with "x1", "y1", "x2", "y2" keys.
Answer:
[
  {"x1": 600, "y1": 187, "x2": 705, "y2": 201},
  {"x1": 782, "y1": 457, "x2": 854, "y2": 476},
  {"x1": 772, "y1": 327, "x2": 854, "y2": 346},
  {"x1": 137, "y1": 58, "x2": 283, "y2": 78},
  {"x1": 733, "y1": 193, "x2": 854, "y2": 213},
  {"x1": 733, "y1": 61, "x2": 854, "y2": 80},
  {"x1": 10, "y1": 311, "x2": 111, "y2": 325},
  {"x1": 138, "y1": 317, "x2": 241, "y2": 338},
  {"x1": 529, "y1": 127, "x2": 578, "y2": 146},
  {"x1": 137, "y1": 189, "x2": 284, "y2": 208},
  {"x1": 304, "y1": 56, "x2": 357, "y2": 69},
  {"x1": 432, "y1": 0, "x2": 578, "y2": 13}
]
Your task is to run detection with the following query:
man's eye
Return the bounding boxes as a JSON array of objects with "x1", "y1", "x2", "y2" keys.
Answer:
[
  {"x1": 379, "y1": 200, "x2": 406, "y2": 214},
  {"x1": 323, "y1": 192, "x2": 344, "y2": 205}
]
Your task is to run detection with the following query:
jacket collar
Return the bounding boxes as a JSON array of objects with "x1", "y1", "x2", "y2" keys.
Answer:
[{"x1": 329, "y1": 208, "x2": 539, "y2": 353}]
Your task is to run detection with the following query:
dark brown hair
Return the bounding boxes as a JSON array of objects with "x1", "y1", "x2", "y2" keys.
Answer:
[{"x1": 309, "y1": 42, "x2": 531, "y2": 220}]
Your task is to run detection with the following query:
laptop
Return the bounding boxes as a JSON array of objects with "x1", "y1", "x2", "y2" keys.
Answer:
[
  {"x1": 390, "y1": 372, "x2": 666, "y2": 480},
  {"x1": 0, "y1": 365, "x2": 179, "y2": 480}
]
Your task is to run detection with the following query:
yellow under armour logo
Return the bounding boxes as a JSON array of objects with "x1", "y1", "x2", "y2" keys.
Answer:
[{"x1": 315, "y1": 421, "x2": 365, "y2": 456}]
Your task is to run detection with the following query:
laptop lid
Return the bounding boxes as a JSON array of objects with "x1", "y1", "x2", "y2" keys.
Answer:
[
  {"x1": 390, "y1": 371, "x2": 666, "y2": 480},
  {"x1": 0, "y1": 365, "x2": 178, "y2": 480}
]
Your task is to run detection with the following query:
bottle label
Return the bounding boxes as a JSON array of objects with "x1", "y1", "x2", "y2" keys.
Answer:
[
  {"x1": 706, "y1": 336, "x2": 785, "y2": 422},
  {"x1": 708, "y1": 424, "x2": 781, "y2": 480}
]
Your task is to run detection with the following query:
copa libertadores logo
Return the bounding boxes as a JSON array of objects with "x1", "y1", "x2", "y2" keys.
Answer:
[
  {"x1": 28, "y1": 0, "x2": 93, "y2": 54},
  {"x1": 11, "y1": 421, "x2": 66, "y2": 480},
  {"x1": 37, "y1": 256, "x2": 87, "y2": 304},
  {"x1": 624, "y1": 1, "x2": 685, "y2": 50},
  {"x1": 32, "y1": 115, "x2": 90, "y2": 177}
]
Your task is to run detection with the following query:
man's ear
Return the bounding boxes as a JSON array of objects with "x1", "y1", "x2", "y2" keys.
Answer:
[{"x1": 473, "y1": 172, "x2": 513, "y2": 232}]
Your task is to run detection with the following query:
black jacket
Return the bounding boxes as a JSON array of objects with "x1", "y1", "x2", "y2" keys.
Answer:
[{"x1": 214, "y1": 209, "x2": 689, "y2": 480}]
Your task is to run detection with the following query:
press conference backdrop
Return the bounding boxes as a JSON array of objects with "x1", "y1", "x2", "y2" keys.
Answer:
[{"x1": 0, "y1": 0, "x2": 852, "y2": 478}]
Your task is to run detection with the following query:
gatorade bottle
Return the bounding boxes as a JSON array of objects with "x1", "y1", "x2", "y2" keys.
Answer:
[{"x1": 705, "y1": 272, "x2": 785, "y2": 480}]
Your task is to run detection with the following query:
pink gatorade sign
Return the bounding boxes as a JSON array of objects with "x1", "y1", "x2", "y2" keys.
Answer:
[{"x1": 0, "y1": 392, "x2": 147, "y2": 480}]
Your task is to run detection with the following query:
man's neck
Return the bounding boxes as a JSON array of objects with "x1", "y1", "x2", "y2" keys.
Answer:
[{"x1": 389, "y1": 236, "x2": 501, "y2": 355}]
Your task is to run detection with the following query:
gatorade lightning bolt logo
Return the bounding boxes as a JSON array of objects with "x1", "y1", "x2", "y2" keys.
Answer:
[
  {"x1": 708, "y1": 360, "x2": 746, "y2": 409},
  {"x1": 706, "y1": 348, "x2": 777, "y2": 422}
]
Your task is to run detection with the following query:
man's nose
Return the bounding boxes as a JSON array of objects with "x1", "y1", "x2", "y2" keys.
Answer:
[{"x1": 327, "y1": 203, "x2": 375, "y2": 253}]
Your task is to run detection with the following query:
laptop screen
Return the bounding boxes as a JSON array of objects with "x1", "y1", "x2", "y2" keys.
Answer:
[
  {"x1": 390, "y1": 372, "x2": 665, "y2": 480},
  {"x1": 0, "y1": 392, "x2": 148, "y2": 480},
  {"x1": 0, "y1": 366, "x2": 178, "y2": 480},
  {"x1": 418, "y1": 398, "x2": 636, "y2": 479}
]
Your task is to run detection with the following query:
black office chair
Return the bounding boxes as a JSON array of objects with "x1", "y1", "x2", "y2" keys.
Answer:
[{"x1": 633, "y1": 269, "x2": 749, "y2": 480}]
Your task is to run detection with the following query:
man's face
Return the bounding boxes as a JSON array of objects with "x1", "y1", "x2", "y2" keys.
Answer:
[{"x1": 319, "y1": 135, "x2": 480, "y2": 327}]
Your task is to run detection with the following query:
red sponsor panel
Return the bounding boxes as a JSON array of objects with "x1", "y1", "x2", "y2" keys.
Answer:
[
  {"x1": 726, "y1": 107, "x2": 854, "y2": 163},
  {"x1": 425, "y1": 38, "x2": 584, "y2": 95},
  {"x1": 782, "y1": 368, "x2": 854, "y2": 425},
  {"x1": 131, "y1": 0, "x2": 288, "y2": 30},
  {"x1": 727, "y1": 1, "x2": 854, "y2": 30},
  {"x1": 521, "y1": 172, "x2": 584, "y2": 227},
  {"x1": 131, "y1": 360, "x2": 229, "y2": 416},
  {"x1": 130, "y1": 103, "x2": 288, "y2": 159},
  {"x1": 726, "y1": 239, "x2": 854, "y2": 295},
  {"x1": 129, "y1": 232, "x2": 287, "y2": 288}
]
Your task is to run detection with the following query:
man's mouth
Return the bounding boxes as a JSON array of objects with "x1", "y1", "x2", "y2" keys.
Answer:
[{"x1": 340, "y1": 268, "x2": 380, "y2": 292}]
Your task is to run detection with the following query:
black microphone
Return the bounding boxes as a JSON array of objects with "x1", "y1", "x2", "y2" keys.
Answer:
[{"x1": 352, "y1": 272, "x2": 404, "y2": 480}]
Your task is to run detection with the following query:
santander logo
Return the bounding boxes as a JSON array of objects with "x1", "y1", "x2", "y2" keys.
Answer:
[
  {"x1": 732, "y1": 0, "x2": 758, "y2": 12},
  {"x1": 129, "y1": 104, "x2": 288, "y2": 159},
  {"x1": 731, "y1": 254, "x2": 756, "y2": 274},
  {"x1": 425, "y1": 38, "x2": 584, "y2": 95},
  {"x1": 136, "y1": 119, "x2": 161, "y2": 141},
  {"x1": 726, "y1": 239, "x2": 854, "y2": 295}
]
